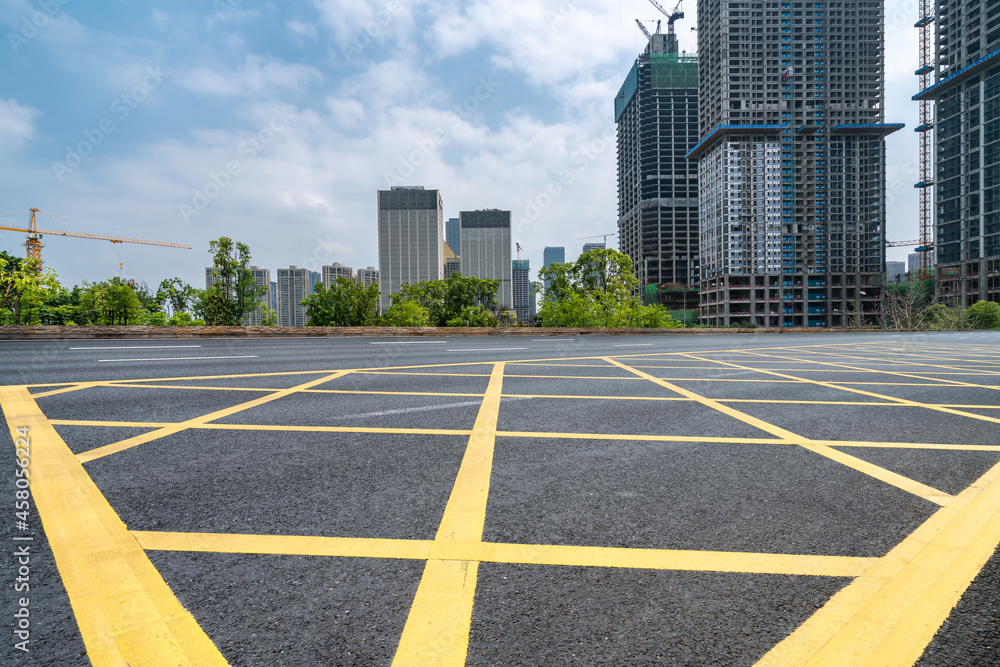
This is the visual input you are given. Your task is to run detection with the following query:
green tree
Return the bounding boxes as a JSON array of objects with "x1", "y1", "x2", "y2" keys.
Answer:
[
  {"x1": 393, "y1": 272, "x2": 500, "y2": 326},
  {"x1": 445, "y1": 305, "x2": 499, "y2": 327},
  {"x1": 203, "y1": 237, "x2": 266, "y2": 325},
  {"x1": 302, "y1": 278, "x2": 380, "y2": 326},
  {"x1": 966, "y1": 300, "x2": 1000, "y2": 329},
  {"x1": 77, "y1": 278, "x2": 147, "y2": 325},
  {"x1": 0, "y1": 252, "x2": 61, "y2": 325},
  {"x1": 536, "y1": 249, "x2": 679, "y2": 329},
  {"x1": 381, "y1": 299, "x2": 431, "y2": 326},
  {"x1": 156, "y1": 278, "x2": 196, "y2": 316}
]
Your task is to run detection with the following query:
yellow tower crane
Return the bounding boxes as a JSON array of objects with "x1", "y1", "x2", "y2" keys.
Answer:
[{"x1": 0, "y1": 208, "x2": 191, "y2": 267}]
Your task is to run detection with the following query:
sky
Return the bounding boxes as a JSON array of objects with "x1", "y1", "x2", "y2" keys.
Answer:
[{"x1": 1, "y1": 0, "x2": 922, "y2": 291}]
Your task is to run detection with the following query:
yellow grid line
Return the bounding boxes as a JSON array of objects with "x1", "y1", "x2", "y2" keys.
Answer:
[
  {"x1": 133, "y1": 531, "x2": 876, "y2": 578},
  {"x1": 606, "y1": 357, "x2": 955, "y2": 507},
  {"x1": 8, "y1": 338, "x2": 1000, "y2": 666}
]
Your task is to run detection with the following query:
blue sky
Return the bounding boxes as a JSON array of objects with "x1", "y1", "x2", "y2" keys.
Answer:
[{"x1": 1, "y1": 0, "x2": 919, "y2": 291}]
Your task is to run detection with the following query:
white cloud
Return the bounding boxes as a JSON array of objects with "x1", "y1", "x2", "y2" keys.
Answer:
[
  {"x1": 0, "y1": 98, "x2": 42, "y2": 152},
  {"x1": 287, "y1": 20, "x2": 318, "y2": 44},
  {"x1": 178, "y1": 55, "x2": 324, "y2": 97}
]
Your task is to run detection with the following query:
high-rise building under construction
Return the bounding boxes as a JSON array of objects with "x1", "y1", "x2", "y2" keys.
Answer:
[
  {"x1": 616, "y1": 25, "x2": 700, "y2": 291},
  {"x1": 914, "y1": 0, "x2": 1000, "y2": 305},
  {"x1": 691, "y1": 0, "x2": 901, "y2": 327}
]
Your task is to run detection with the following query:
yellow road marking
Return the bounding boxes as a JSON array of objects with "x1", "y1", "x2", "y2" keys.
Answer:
[
  {"x1": 801, "y1": 444, "x2": 953, "y2": 506},
  {"x1": 392, "y1": 361, "x2": 506, "y2": 667},
  {"x1": 77, "y1": 370, "x2": 354, "y2": 463},
  {"x1": 713, "y1": 351, "x2": 1000, "y2": 427},
  {"x1": 606, "y1": 357, "x2": 954, "y2": 506},
  {"x1": 30, "y1": 382, "x2": 106, "y2": 398},
  {"x1": 756, "y1": 457, "x2": 1000, "y2": 666},
  {"x1": 0, "y1": 387, "x2": 228, "y2": 666},
  {"x1": 134, "y1": 531, "x2": 875, "y2": 577},
  {"x1": 46, "y1": 420, "x2": 1000, "y2": 452},
  {"x1": 603, "y1": 357, "x2": 803, "y2": 441}
]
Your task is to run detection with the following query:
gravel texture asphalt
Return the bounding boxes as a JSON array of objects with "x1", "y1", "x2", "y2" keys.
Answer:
[{"x1": 1, "y1": 331, "x2": 998, "y2": 666}]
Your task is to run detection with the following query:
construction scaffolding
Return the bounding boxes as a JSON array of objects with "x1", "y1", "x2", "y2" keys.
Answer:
[
  {"x1": 914, "y1": 0, "x2": 935, "y2": 279},
  {"x1": 650, "y1": 53, "x2": 698, "y2": 89}
]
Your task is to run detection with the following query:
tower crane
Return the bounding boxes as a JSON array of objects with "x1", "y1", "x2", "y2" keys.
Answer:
[
  {"x1": 0, "y1": 208, "x2": 191, "y2": 267},
  {"x1": 635, "y1": 18, "x2": 653, "y2": 42},
  {"x1": 886, "y1": 240, "x2": 920, "y2": 248},
  {"x1": 649, "y1": 0, "x2": 684, "y2": 36}
]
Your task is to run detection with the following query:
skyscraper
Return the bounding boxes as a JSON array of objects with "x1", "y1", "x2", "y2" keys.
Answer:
[
  {"x1": 542, "y1": 246, "x2": 566, "y2": 291},
  {"x1": 443, "y1": 242, "x2": 461, "y2": 278},
  {"x1": 914, "y1": 0, "x2": 1000, "y2": 305},
  {"x1": 512, "y1": 259, "x2": 535, "y2": 322},
  {"x1": 322, "y1": 263, "x2": 353, "y2": 287},
  {"x1": 446, "y1": 217, "x2": 461, "y2": 257},
  {"x1": 277, "y1": 266, "x2": 311, "y2": 327},
  {"x1": 356, "y1": 266, "x2": 379, "y2": 288},
  {"x1": 460, "y1": 209, "x2": 513, "y2": 310},
  {"x1": 887, "y1": 261, "x2": 906, "y2": 283},
  {"x1": 616, "y1": 25, "x2": 700, "y2": 290},
  {"x1": 581, "y1": 242, "x2": 606, "y2": 254},
  {"x1": 692, "y1": 0, "x2": 901, "y2": 327},
  {"x1": 247, "y1": 266, "x2": 271, "y2": 326},
  {"x1": 377, "y1": 186, "x2": 444, "y2": 313}
]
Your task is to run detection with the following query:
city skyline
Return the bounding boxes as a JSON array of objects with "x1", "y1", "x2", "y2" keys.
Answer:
[{"x1": 0, "y1": 1, "x2": 923, "y2": 295}]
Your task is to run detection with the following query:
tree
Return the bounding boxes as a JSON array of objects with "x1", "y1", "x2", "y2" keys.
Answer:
[
  {"x1": 966, "y1": 300, "x2": 1000, "y2": 329},
  {"x1": 203, "y1": 237, "x2": 266, "y2": 325},
  {"x1": 393, "y1": 273, "x2": 500, "y2": 327},
  {"x1": 536, "y1": 249, "x2": 679, "y2": 328},
  {"x1": 77, "y1": 278, "x2": 147, "y2": 325},
  {"x1": 445, "y1": 305, "x2": 499, "y2": 327},
  {"x1": 884, "y1": 280, "x2": 934, "y2": 330},
  {"x1": 156, "y1": 278, "x2": 196, "y2": 316},
  {"x1": 381, "y1": 299, "x2": 431, "y2": 326},
  {"x1": 0, "y1": 252, "x2": 60, "y2": 325},
  {"x1": 302, "y1": 278, "x2": 380, "y2": 326}
]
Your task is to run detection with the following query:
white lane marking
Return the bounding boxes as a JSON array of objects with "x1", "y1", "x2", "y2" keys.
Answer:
[
  {"x1": 613, "y1": 344, "x2": 656, "y2": 347},
  {"x1": 71, "y1": 346, "x2": 203, "y2": 350},
  {"x1": 446, "y1": 347, "x2": 529, "y2": 352},
  {"x1": 368, "y1": 341, "x2": 447, "y2": 345},
  {"x1": 98, "y1": 355, "x2": 259, "y2": 362},
  {"x1": 335, "y1": 396, "x2": 529, "y2": 420}
]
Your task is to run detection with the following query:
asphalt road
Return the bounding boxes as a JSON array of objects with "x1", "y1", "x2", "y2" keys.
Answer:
[{"x1": 1, "y1": 331, "x2": 998, "y2": 666}]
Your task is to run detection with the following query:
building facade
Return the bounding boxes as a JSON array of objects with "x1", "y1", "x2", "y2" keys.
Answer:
[
  {"x1": 206, "y1": 266, "x2": 271, "y2": 325},
  {"x1": 377, "y1": 186, "x2": 444, "y2": 312},
  {"x1": 616, "y1": 29, "x2": 701, "y2": 290},
  {"x1": 887, "y1": 261, "x2": 906, "y2": 283},
  {"x1": 444, "y1": 242, "x2": 462, "y2": 278},
  {"x1": 248, "y1": 266, "x2": 271, "y2": 326},
  {"x1": 460, "y1": 209, "x2": 513, "y2": 310},
  {"x1": 542, "y1": 246, "x2": 566, "y2": 290},
  {"x1": 446, "y1": 217, "x2": 461, "y2": 257},
  {"x1": 277, "y1": 266, "x2": 311, "y2": 327},
  {"x1": 914, "y1": 0, "x2": 1000, "y2": 305},
  {"x1": 322, "y1": 263, "x2": 353, "y2": 288},
  {"x1": 693, "y1": 0, "x2": 900, "y2": 327},
  {"x1": 356, "y1": 266, "x2": 379, "y2": 288},
  {"x1": 512, "y1": 259, "x2": 535, "y2": 322},
  {"x1": 581, "y1": 242, "x2": 606, "y2": 254}
]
